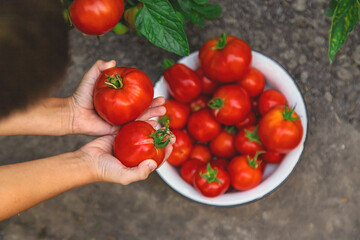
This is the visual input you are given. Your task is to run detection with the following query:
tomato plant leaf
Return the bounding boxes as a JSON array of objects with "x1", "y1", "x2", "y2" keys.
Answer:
[
  {"x1": 328, "y1": 0, "x2": 360, "y2": 64},
  {"x1": 192, "y1": 0, "x2": 208, "y2": 5},
  {"x1": 177, "y1": 0, "x2": 193, "y2": 12},
  {"x1": 136, "y1": 0, "x2": 189, "y2": 56},
  {"x1": 192, "y1": 3, "x2": 222, "y2": 20},
  {"x1": 325, "y1": 0, "x2": 338, "y2": 17}
]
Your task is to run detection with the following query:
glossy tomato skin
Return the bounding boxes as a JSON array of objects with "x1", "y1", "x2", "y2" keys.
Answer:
[
  {"x1": 161, "y1": 100, "x2": 190, "y2": 130},
  {"x1": 209, "y1": 85, "x2": 251, "y2": 125},
  {"x1": 194, "y1": 164, "x2": 230, "y2": 197},
  {"x1": 199, "y1": 34, "x2": 252, "y2": 83},
  {"x1": 189, "y1": 95, "x2": 210, "y2": 112},
  {"x1": 235, "y1": 111, "x2": 257, "y2": 130},
  {"x1": 228, "y1": 155, "x2": 263, "y2": 191},
  {"x1": 235, "y1": 126, "x2": 265, "y2": 156},
  {"x1": 164, "y1": 63, "x2": 202, "y2": 103},
  {"x1": 262, "y1": 151, "x2": 285, "y2": 164},
  {"x1": 180, "y1": 159, "x2": 204, "y2": 184},
  {"x1": 258, "y1": 89, "x2": 287, "y2": 115},
  {"x1": 210, "y1": 127, "x2": 236, "y2": 158},
  {"x1": 196, "y1": 68, "x2": 219, "y2": 95},
  {"x1": 258, "y1": 106, "x2": 303, "y2": 153},
  {"x1": 94, "y1": 67, "x2": 154, "y2": 125},
  {"x1": 70, "y1": 0, "x2": 124, "y2": 35},
  {"x1": 237, "y1": 68, "x2": 265, "y2": 97},
  {"x1": 187, "y1": 109, "x2": 221, "y2": 142},
  {"x1": 189, "y1": 144, "x2": 212, "y2": 163},
  {"x1": 114, "y1": 121, "x2": 165, "y2": 167},
  {"x1": 167, "y1": 130, "x2": 193, "y2": 166}
]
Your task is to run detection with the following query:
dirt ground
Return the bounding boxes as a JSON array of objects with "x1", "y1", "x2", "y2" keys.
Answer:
[{"x1": 1, "y1": 0, "x2": 360, "y2": 239}]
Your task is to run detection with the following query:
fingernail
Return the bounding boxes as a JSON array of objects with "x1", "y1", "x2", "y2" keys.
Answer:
[{"x1": 148, "y1": 162, "x2": 157, "y2": 172}]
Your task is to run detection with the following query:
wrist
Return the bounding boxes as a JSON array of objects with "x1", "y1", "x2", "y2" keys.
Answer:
[{"x1": 74, "y1": 149, "x2": 101, "y2": 183}]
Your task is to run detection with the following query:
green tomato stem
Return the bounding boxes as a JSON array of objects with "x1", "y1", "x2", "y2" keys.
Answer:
[
  {"x1": 105, "y1": 73, "x2": 123, "y2": 89},
  {"x1": 244, "y1": 126, "x2": 262, "y2": 145},
  {"x1": 282, "y1": 104, "x2": 299, "y2": 121},
  {"x1": 214, "y1": 32, "x2": 227, "y2": 50},
  {"x1": 208, "y1": 97, "x2": 224, "y2": 110},
  {"x1": 148, "y1": 127, "x2": 172, "y2": 149},
  {"x1": 200, "y1": 163, "x2": 223, "y2": 184},
  {"x1": 247, "y1": 151, "x2": 266, "y2": 169}
]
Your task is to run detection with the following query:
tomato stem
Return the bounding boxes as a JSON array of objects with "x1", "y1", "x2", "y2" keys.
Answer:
[
  {"x1": 200, "y1": 163, "x2": 223, "y2": 184},
  {"x1": 148, "y1": 127, "x2": 172, "y2": 149},
  {"x1": 105, "y1": 74, "x2": 123, "y2": 89},
  {"x1": 158, "y1": 115, "x2": 170, "y2": 128},
  {"x1": 282, "y1": 104, "x2": 299, "y2": 121},
  {"x1": 247, "y1": 151, "x2": 266, "y2": 168},
  {"x1": 245, "y1": 126, "x2": 262, "y2": 145},
  {"x1": 208, "y1": 97, "x2": 224, "y2": 110},
  {"x1": 225, "y1": 126, "x2": 236, "y2": 135},
  {"x1": 161, "y1": 58, "x2": 175, "y2": 70},
  {"x1": 214, "y1": 33, "x2": 227, "y2": 50}
]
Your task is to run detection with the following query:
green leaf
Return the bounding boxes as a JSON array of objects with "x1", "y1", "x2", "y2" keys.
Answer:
[
  {"x1": 192, "y1": 0, "x2": 208, "y2": 5},
  {"x1": 177, "y1": 0, "x2": 192, "y2": 12},
  {"x1": 328, "y1": 0, "x2": 360, "y2": 64},
  {"x1": 325, "y1": 0, "x2": 338, "y2": 17},
  {"x1": 192, "y1": 3, "x2": 222, "y2": 20},
  {"x1": 136, "y1": 0, "x2": 189, "y2": 56}
]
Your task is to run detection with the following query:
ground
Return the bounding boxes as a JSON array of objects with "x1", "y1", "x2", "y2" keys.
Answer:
[{"x1": 1, "y1": 0, "x2": 360, "y2": 239}]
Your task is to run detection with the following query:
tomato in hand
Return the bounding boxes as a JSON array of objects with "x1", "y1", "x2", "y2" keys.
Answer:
[
  {"x1": 210, "y1": 126, "x2": 236, "y2": 158},
  {"x1": 159, "y1": 100, "x2": 190, "y2": 130},
  {"x1": 199, "y1": 33, "x2": 252, "y2": 83},
  {"x1": 94, "y1": 67, "x2": 154, "y2": 125},
  {"x1": 258, "y1": 89, "x2": 287, "y2": 115},
  {"x1": 70, "y1": 0, "x2": 124, "y2": 36},
  {"x1": 189, "y1": 95, "x2": 210, "y2": 112},
  {"x1": 180, "y1": 159, "x2": 204, "y2": 184},
  {"x1": 189, "y1": 144, "x2": 212, "y2": 163},
  {"x1": 114, "y1": 121, "x2": 172, "y2": 167},
  {"x1": 258, "y1": 105, "x2": 303, "y2": 153},
  {"x1": 262, "y1": 150, "x2": 285, "y2": 164},
  {"x1": 235, "y1": 111, "x2": 257, "y2": 130},
  {"x1": 235, "y1": 125, "x2": 264, "y2": 156},
  {"x1": 208, "y1": 85, "x2": 251, "y2": 125},
  {"x1": 237, "y1": 68, "x2": 265, "y2": 97},
  {"x1": 167, "y1": 130, "x2": 193, "y2": 166},
  {"x1": 163, "y1": 59, "x2": 201, "y2": 103},
  {"x1": 228, "y1": 152, "x2": 264, "y2": 191},
  {"x1": 196, "y1": 68, "x2": 219, "y2": 95},
  {"x1": 194, "y1": 163, "x2": 230, "y2": 197},
  {"x1": 187, "y1": 109, "x2": 221, "y2": 142}
]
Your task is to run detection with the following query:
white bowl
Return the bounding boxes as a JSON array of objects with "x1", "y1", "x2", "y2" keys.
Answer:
[{"x1": 154, "y1": 51, "x2": 308, "y2": 206}]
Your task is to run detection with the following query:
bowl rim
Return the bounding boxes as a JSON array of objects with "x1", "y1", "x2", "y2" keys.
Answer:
[{"x1": 155, "y1": 50, "x2": 309, "y2": 207}]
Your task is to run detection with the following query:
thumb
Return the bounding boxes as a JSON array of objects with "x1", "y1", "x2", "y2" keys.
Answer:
[
  {"x1": 83, "y1": 60, "x2": 117, "y2": 82},
  {"x1": 119, "y1": 159, "x2": 157, "y2": 185}
]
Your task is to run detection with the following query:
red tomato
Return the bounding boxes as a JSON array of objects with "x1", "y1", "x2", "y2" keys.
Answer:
[
  {"x1": 159, "y1": 100, "x2": 190, "y2": 130},
  {"x1": 180, "y1": 159, "x2": 204, "y2": 184},
  {"x1": 195, "y1": 68, "x2": 219, "y2": 95},
  {"x1": 199, "y1": 33, "x2": 252, "y2": 83},
  {"x1": 228, "y1": 152, "x2": 264, "y2": 191},
  {"x1": 258, "y1": 89, "x2": 287, "y2": 115},
  {"x1": 94, "y1": 67, "x2": 154, "y2": 125},
  {"x1": 189, "y1": 95, "x2": 210, "y2": 112},
  {"x1": 70, "y1": 0, "x2": 124, "y2": 36},
  {"x1": 163, "y1": 61, "x2": 201, "y2": 103},
  {"x1": 210, "y1": 126, "x2": 236, "y2": 158},
  {"x1": 235, "y1": 111, "x2": 257, "y2": 130},
  {"x1": 167, "y1": 130, "x2": 193, "y2": 166},
  {"x1": 258, "y1": 105, "x2": 303, "y2": 153},
  {"x1": 187, "y1": 109, "x2": 221, "y2": 142},
  {"x1": 189, "y1": 144, "x2": 212, "y2": 163},
  {"x1": 235, "y1": 125, "x2": 265, "y2": 156},
  {"x1": 194, "y1": 163, "x2": 230, "y2": 197},
  {"x1": 208, "y1": 85, "x2": 251, "y2": 125},
  {"x1": 262, "y1": 151, "x2": 285, "y2": 164},
  {"x1": 237, "y1": 68, "x2": 265, "y2": 97},
  {"x1": 211, "y1": 158, "x2": 229, "y2": 170},
  {"x1": 114, "y1": 121, "x2": 171, "y2": 167},
  {"x1": 251, "y1": 97, "x2": 261, "y2": 117}
]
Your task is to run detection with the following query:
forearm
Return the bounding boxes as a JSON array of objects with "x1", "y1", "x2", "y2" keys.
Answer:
[
  {"x1": 0, "y1": 151, "x2": 97, "y2": 221},
  {"x1": 0, "y1": 97, "x2": 72, "y2": 136}
]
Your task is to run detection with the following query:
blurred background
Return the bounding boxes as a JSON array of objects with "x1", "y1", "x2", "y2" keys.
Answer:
[{"x1": 1, "y1": 0, "x2": 360, "y2": 239}]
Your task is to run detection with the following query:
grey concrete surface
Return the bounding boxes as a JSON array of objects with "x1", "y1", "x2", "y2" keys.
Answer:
[{"x1": 1, "y1": 0, "x2": 360, "y2": 239}]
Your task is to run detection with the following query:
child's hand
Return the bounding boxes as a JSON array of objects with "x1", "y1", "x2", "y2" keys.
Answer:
[
  {"x1": 68, "y1": 60, "x2": 165, "y2": 136},
  {"x1": 78, "y1": 120, "x2": 175, "y2": 184}
]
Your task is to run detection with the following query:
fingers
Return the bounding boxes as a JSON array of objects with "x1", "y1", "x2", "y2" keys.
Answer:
[
  {"x1": 117, "y1": 160, "x2": 157, "y2": 185},
  {"x1": 137, "y1": 105, "x2": 166, "y2": 122},
  {"x1": 83, "y1": 60, "x2": 116, "y2": 84},
  {"x1": 150, "y1": 97, "x2": 165, "y2": 108},
  {"x1": 146, "y1": 120, "x2": 158, "y2": 128}
]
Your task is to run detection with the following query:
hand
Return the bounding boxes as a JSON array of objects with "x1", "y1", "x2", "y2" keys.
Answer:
[
  {"x1": 78, "y1": 120, "x2": 175, "y2": 184},
  {"x1": 68, "y1": 60, "x2": 165, "y2": 136}
]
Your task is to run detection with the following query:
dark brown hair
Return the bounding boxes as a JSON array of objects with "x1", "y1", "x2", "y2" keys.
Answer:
[{"x1": 0, "y1": 1, "x2": 69, "y2": 118}]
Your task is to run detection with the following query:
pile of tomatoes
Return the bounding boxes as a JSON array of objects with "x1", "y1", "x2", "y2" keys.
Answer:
[{"x1": 160, "y1": 33, "x2": 304, "y2": 198}]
